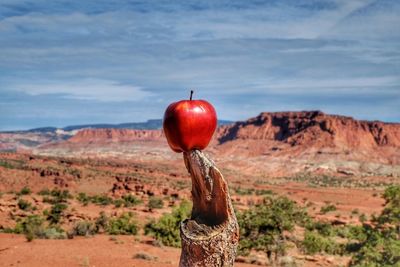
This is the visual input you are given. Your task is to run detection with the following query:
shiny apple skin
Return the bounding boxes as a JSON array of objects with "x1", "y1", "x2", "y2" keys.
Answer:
[{"x1": 163, "y1": 100, "x2": 217, "y2": 152}]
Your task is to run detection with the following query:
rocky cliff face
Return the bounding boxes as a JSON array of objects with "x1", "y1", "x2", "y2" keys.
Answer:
[
  {"x1": 41, "y1": 111, "x2": 400, "y2": 158},
  {"x1": 30, "y1": 111, "x2": 400, "y2": 176},
  {"x1": 217, "y1": 111, "x2": 400, "y2": 149},
  {"x1": 4, "y1": 111, "x2": 400, "y2": 175}
]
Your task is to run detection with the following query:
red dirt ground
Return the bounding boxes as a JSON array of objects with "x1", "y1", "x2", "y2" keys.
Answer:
[{"x1": 0, "y1": 234, "x2": 256, "y2": 267}]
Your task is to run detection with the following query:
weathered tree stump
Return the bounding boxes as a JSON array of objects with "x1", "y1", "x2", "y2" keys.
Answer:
[{"x1": 179, "y1": 150, "x2": 239, "y2": 267}]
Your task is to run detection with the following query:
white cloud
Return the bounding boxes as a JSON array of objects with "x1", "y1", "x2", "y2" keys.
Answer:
[
  {"x1": 0, "y1": 0, "x2": 399, "y2": 129},
  {"x1": 262, "y1": 76, "x2": 400, "y2": 91},
  {"x1": 325, "y1": 1, "x2": 400, "y2": 40},
  {"x1": 0, "y1": 0, "x2": 385, "y2": 42},
  {"x1": 14, "y1": 79, "x2": 151, "y2": 102}
]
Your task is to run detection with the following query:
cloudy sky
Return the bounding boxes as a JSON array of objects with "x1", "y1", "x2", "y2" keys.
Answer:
[{"x1": 0, "y1": 0, "x2": 399, "y2": 130}]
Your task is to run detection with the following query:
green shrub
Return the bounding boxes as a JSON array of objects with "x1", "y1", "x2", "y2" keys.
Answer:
[
  {"x1": 121, "y1": 194, "x2": 142, "y2": 207},
  {"x1": 350, "y1": 225, "x2": 400, "y2": 266},
  {"x1": 77, "y1": 193, "x2": 119, "y2": 206},
  {"x1": 350, "y1": 185, "x2": 400, "y2": 266},
  {"x1": 378, "y1": 185, "x2": 400, "y2": 225},
  {"x1": 234, "y1": 187, "x2": 254, "y2": 195},
  {"x1": 40, "y1": 227, "x2": 66, "y2": 240},
  {"x1": 47, "y1": 203, "x2": 67, "y2": 224},
  {"x1": 107, "y1": 212, "x2": 138, "y2": 235},
  {"x1": 0, "y1": 160, "x2": 15, "y2": 169},
  {"x1": 71, "y1": 221, "x2": 97, "y2": 236},
  {"x1": 38, "y1": 188, "x2": 51, "y2": 195},
  {"x1": 95, "y1": 212, "x2": 109, "y2": 233},
  {"x1": 303, "y1": 231, "x2": 323, "y2": 254},
  {"x1": 133, "y1": 252, "x2": 158, "y2": 261},
  {"x1": 320, "y1": 204, "x2": 337, "y2": 214},
  {"x1": 148, "y1": 197, "x2": 163, "y2": 210},
  {"x1": 14, "y1": 215, "x2": 43, "y2": 234},
  {"x1": 91, "y1": 194, "x2": 113, "y2": 206},
  {"x1": 0, "y1": 227, "x2": 16, "y2": 234},
  {"x1": 337, "y1": 225, "x2": 367, "y2": 241},
  {"x1": 347, "y1": 226, "x2": 367, "y2": 241},
  {"x1": 358, "y1": 213, "x2": 367, "y2": 223},
  {"x1": 18, "y1": 186, "x2": 31, "y2": 195},
  {"x1": 305, "y1": 221, "x2": 335, "y2": 237},
  {"x1": 113, "y1": 199, "x2": 124, "y2": 208},
  {"x1": 51, "y1": 189, "x2": 72, "y2": 201},
  {"x1": 144, "y1": 200, "x2": 191, "y2": 247},
  {"x1": 76, "y1": 192, "x2": 90, "y2": 206},
  {"x1": 302, "y1": 231, "x2": 342, "y2": 255},
  {"x1": 238, "y1": 196, "x2": 309, "y2": 264},
  {"x1": 42, "y1": 189, "x2": 72, "y2": 204},
  {"x1": 255, "y1": 189, "x2": 274, "y2": 196},
  {"x1": 42, "y1": 196, "x2": 53, "y2": 204},
  {"x1": 351, "y1": 209, "x2": 359, "y2": 215},
  {"x1": 14, "y1": 215, "x2": 66, "y2": 241},
  {"x1": 18, "y1": 199, "x2": 32, "y2": 211}
]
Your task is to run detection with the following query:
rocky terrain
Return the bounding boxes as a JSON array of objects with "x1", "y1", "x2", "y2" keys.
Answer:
[
  {"x1": 218, "y1": 111, "x2": 400, "y2": 160},
  {"x1": 1, "y1": 111, "x2": 399, "y2": 267},
  {"x1": 218, "y1": 111, "x2": 400, "y2": 147},
  {"x1": 0, "y1": 152, "x2": 391, "y2": 267},
  {"x1": 214, "y1": 111, "x2": 400, "y2": 178},
  {"x1": 15, "y1": 111, "x2": 397, "y2": 178}
]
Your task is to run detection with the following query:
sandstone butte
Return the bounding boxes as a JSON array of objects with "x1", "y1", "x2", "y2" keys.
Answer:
[
  {"x1": 65, "y1": 110, "x2": 400, "y2": 151},
  {"x1": 217, "y1": 111, "x2": 400, "y2": 147}
]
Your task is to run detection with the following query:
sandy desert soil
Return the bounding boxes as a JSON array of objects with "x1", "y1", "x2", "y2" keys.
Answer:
[{"x1": 0, "y1": 234, "x2": 261, "y2": 267}]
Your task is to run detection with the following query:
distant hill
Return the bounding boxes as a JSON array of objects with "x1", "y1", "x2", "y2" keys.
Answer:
[
  {"x1": 4, "y1": 119, "x2": 234, "y2": 133},
  {"x1": 61, "y1": 119, "x2": 164, "y2": 131},
  {"x1": 0, "y1": 119, "x2": 233, "y2": 152},
  {"x1": 1, "y1": 111, "x2": 400, "y2": 177}
]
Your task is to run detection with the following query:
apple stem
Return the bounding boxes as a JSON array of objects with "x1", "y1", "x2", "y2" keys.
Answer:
[{"x1": 190, "y1": 90, "x2": 193, "y2": 101}]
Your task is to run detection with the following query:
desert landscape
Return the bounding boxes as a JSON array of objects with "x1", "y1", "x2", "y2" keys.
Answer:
[
  {"x1": 2, "y1": 0, "x2": 399, "y2": 266},
  {"x1": 0, "y1": 111, "x2": 399, "y2": 266}
]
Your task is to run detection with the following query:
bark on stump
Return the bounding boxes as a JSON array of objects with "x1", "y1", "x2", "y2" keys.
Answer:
[{"x1": 179, "y1": 150, "x2": 239, "y2": 267}]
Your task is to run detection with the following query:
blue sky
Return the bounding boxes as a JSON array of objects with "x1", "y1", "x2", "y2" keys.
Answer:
[{"x1": 0, "y1": 0, "x2": 399, "y2": 130}]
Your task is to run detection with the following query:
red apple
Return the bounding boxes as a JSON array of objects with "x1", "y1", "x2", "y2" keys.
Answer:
[{"x1": 163, "y1": 91, "x2": 217, "y2": 152}]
